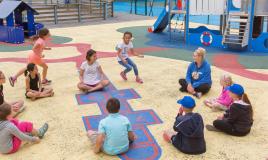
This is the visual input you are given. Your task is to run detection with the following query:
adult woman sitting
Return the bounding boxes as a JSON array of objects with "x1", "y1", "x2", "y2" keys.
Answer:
[{"x1": 178, "y1": 47, "x2": 212, "y2": 98}]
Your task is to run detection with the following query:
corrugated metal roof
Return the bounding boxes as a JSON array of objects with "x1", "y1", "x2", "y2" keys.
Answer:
[{"x1": 0, "y1": 0, "x2": 38, "y2": 19}]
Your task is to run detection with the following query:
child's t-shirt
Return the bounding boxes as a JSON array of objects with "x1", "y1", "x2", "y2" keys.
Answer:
[
  {"x1": 80, "y1": 61, "x2": 101, "y2": 85},
  {"x1": 98, "y1": 113, "x2": 132, "y2": 155},
  {"x1": 32, "y1": 38, "x2": 46, "y2": 57},
  {"x1": 116, "y1": 41, "x2": 133, "y2": 61}
]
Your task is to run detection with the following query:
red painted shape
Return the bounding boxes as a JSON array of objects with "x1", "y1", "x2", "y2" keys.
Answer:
[
  {"x1": 213, "y1": 54, "x2": 268, "y2": 81},
  {"x1": 0, "y1": 41, "x2": 168, "y2": 68}
]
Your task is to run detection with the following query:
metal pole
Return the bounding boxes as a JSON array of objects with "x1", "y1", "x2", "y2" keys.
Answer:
[
  {"x1": 248, "y1": 0, "x2": 255, "y2": 51},
  {"x1": 103, "y1": 2, "x2": 107, "y2": 20},
  {"x1": 135, "y1": 0, "x2": 137, "y2": 14},
  {"x1": 145, "y1": 0, "x2": 147, "y2": 15},
  {"x1": 54, "y1": 5, "x2": 58, "y2": 24},
  {"x1": 78, "y1": 3, "x2": 81, "y2": 22},
  {"x1": 111, "y1": 1, "x2": 114, "y2": 17},
  {"x1": 185, "y1": 0, "x2": 189, "y2": 44}
]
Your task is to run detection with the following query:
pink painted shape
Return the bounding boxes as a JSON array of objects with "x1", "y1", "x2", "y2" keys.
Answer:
[
  {"x1": 0, "y1": 40, "x2": 168, "y2": 68},
  {"x1": 213, "y1": 54, "x2": 268, "y2": 81}
]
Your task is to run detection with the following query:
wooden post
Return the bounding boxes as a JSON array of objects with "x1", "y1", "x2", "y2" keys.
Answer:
[{"x1": 111, "y1": 1, "x2": 114, "y2": 17}]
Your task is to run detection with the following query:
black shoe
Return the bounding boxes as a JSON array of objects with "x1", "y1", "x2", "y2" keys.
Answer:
[{"x1": 206, "y1": 124, "x2": 221, "y2": 132}]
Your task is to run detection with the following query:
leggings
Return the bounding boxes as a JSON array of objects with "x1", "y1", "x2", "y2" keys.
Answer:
[
  {"x1": 178, "y1": 79, "x2": 211, "y2": 94},
  {"x1": 9, "y1": 119, "x2": 33, "y2": 153}
]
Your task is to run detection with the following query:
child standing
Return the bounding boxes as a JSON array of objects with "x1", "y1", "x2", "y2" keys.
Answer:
[
  {"x1": 206, "y1": 84, "x2": 253, "y2": 136},
  {"x1": 77, "y1": 49, "x2": 110, "y2": 93},
  {"x1": 0, "y1": 70, "x2": 25, "y2": 117},
  {"x1": 87, "y1": 98, "x2": 135, "y2": 155},
  {"x1": 9, "y1": 28, "x2": 52, "y2": 87},
  {"x1": 0, "y1": 102, "x2": 48, "y2": 154},
  {"x1": 204, "y1": 74, "x2": 233, "y2": 111},
  {"x1": 163, "y1": 96, "x2": 206, "y2": 154},
  {"x1": 116, "y1": 31, "x2": 144, "y2": 84},
  {"x1": 24, "y1": 63, "x2": 54, "y2": 101}
]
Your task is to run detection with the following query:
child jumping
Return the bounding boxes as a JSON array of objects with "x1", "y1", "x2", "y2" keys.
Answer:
[
  {"x1": 9, "y1": 28, "x2": 52, "y2": 87},
  {"x1": 163, "y1": 96, "x2": 206, "y2": 154},
  {"x1": 0, "y1": 70, "x2": 25, "y2": 117},
  {"x1": 77, "y1": 49, "x2": 109, "y2": 93},
  {"x1": 204, "y1": 74, "x2": 233, "y2": 111},
  {"x1": 116, "y1": 31, "x2": 144, "y2": 84},
  {"x1": 206, "y1": 83, "x2": 253, "y2": 136},
  {"x1": 87, "y1": 98, "x2": 135, "y2": 155},
  {"x1": 0, "y1": 102, "x2": 48, "y2": 154},
  {"x1": 24, "y1": 63, "x2": 54, "y2": 101}
]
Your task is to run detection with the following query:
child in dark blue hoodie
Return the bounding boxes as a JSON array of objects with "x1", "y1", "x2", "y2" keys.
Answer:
[
  {"x1": 179, "y1": 47, "x2": 212, "y2": 98},
  {"x1": 163, "y1": 96, "x2": 206, "y2": 154}
]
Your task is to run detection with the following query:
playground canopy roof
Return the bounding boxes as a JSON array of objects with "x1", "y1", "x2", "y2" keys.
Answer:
[{"x1": 0, "y1": 0, "x2": 38, "y2": 19}]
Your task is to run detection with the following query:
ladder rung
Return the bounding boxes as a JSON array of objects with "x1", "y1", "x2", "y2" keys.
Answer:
[
  {"x1": 223, "y1": 41, "x2": 243, "y2": 45},
  {"x1": 225, "y1": 35, "x2": 244, "y2": 38},
  {"x1": 229, "y1": 18, "x2": 248, "y2": 23},
  {"x1": 229, "y1": 12, "x2": 248, "y2": 17}
]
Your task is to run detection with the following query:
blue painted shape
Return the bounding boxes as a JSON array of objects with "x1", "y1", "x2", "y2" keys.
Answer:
[
  {"x1": 27, "y1": 10, "x2": 36, "y2": 37},
  {"x1": 6, "y1": 13, "x2": 14, "y2": 26},
  {"x1": 189, "y1": 31, "x2": 224, "y2": 48},
  {"x1": 251, "y1": 33, "x2": 268, "y2": 52},
  {"x1": 76, "y1": 81, "x2": 163, "y2": 160}
]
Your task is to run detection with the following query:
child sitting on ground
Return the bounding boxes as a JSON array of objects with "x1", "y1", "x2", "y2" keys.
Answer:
[
  {"x1": 116, "y1": 31, "x2": 144, "y2": 84},
  {"x1": 206, "y1": 84, "x2": 253, "y2": 136},
  {"x1": 163, "y1": 96, "x2": 206, "y2": 154},
  {"x1": 77, "y1": 49, "x2": 109, "y2": 93},
  {"x1": 204, "y1": 74, "x2": 233, "y2": 111},
  {"x1": 25, "y1": 63, "x2": 54, "y2": 101},
  {"x1": 0, "y1": 70, "x2": 25, "y2": 117},
  {"x1": 0, "y1": 102, "x2": 48, "y2": 154},
  {"x1": 87, "y1": 98, "x2": 135, "y2": 155}
]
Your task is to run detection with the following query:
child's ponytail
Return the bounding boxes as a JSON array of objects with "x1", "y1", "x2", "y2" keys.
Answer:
[
  {"x1": 242, "y1": 93, "x2": 253, "y2": 119},
  {"x1": 24, "y1": 63, "x2": 36, "y2": 77}
]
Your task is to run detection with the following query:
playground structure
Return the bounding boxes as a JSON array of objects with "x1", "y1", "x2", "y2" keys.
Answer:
[
  {"x1": 149, "y1": 0, "x2": 268, "y2": 52},
  {"x1": 0, "y1": 0, "x2": 44, "y2": 44}
]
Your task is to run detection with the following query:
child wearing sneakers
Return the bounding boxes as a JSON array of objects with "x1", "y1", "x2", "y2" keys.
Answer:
[
  {"x1": 9, "y1": 28, "x2": 52, "y2": 87},
  {"x1": 206, "y1": 84, "x2": 253, "y2": 136},
  {"x1": 204, "y1": 74, "x2": 233, "y2": 111},
  {"x1": 163, "y1": 96, "x2": 206, "y2": 154},
  {"x1": 0, "y1": 102, "x2": 48, "y2": 154},
  {"x1": 116, "y1": 31, "x2": 144, "y2": 84},
  {"x1": 77, "y1": 49, "x2": 110, "y2": 93},
  {"x1": 87, "y1": 98, "x2": 135, "y2": 155},
  {"x1": 0, "y1": 70, "x2": 25, "y2": 117}
]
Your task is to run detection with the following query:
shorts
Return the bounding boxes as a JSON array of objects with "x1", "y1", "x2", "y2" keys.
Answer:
[
  {"x1": 25, "y1": 88, "x2": 44, "y2": 98},
  {"x1": 28, "y1": 52, "x2": 44, "y2": 65}
]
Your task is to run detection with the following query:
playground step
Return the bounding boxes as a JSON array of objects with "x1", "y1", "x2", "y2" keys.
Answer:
[
  {"x1": 223, "y1": 41, "x2": 243, "y2": 45},
  {"x1": 228, "y1": 18, "x2": 248, "y2": 23},
  {"x1": 229, "y1": 12, "x2": 248, "y2": 17}
]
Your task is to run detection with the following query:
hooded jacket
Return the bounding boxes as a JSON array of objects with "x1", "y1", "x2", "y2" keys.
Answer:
[
  {"x1": 186, "y1": 60, "x2": 212, "y2": 88},
  {"x1": 223, "y1": 100, "x2": 253, "y2": 133},
  {"x1": 171, "y1": 113, "x2": 206, "y2": 154}
]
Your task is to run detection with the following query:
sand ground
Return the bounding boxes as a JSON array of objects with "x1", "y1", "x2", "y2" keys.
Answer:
[{"x1": 0, "y1": 15, "x2": 268, "y2": 160}]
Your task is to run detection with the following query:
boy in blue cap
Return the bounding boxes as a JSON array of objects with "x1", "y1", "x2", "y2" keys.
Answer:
[
  {"x1": 206, "y1": 84, "x2": 253, "y2": 136},
  {"x1": 163, "y1": 96, "x2": 206, "y2": 154}
]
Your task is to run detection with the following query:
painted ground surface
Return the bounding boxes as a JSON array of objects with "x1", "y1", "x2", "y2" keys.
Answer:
[{"x1": 0, "y1": 16, "x2": 267, "y2": 160}]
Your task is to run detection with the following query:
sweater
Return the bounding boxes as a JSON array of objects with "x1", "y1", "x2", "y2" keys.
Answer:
[
  {"x1": 0, "y1": 120, "x2": 36, "y2": 154},
  {"x1": 171, "y1": 113, "x2": 206, "y2": 154},
  {"x1": 186, "y1": 60, "x2": 212, "y2": 88},
  {"x1": 223, "y1": 100, "x2": 253, "y2": 133}
]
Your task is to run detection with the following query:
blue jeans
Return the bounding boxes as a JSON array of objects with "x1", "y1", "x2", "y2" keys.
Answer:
[{"x1": 118, "y1": 58, "x2": 139, "y2": 76}]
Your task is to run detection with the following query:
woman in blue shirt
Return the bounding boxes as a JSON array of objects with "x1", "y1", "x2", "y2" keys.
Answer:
[{"x1": 179, "y1": 47, "x2": 212, "y2": 98}]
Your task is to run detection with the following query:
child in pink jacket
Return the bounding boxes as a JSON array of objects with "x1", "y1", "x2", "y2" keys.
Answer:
[{"x1": 204, "y1": 74, "x2": 233, "y2": 111}]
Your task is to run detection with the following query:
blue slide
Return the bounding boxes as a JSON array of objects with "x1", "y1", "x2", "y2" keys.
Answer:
[{"x1": 151, "y1": 7, "x2": 176, "y2": 33}]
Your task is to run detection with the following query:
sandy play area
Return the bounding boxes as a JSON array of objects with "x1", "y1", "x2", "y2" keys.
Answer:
[{"x1": 0, "y1": 15, "x2": 268, "y2": 160}]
